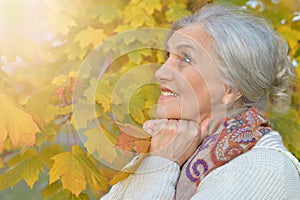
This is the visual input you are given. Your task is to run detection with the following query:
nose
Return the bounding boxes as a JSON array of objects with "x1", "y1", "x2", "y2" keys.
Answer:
[{"x1": 155, "y1": 61, "x2": 174, "y2": 81}]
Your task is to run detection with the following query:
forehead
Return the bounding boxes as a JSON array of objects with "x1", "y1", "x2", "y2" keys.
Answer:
[{"x1": 167, "y1": 25, "x2": 213, "y2": 51}]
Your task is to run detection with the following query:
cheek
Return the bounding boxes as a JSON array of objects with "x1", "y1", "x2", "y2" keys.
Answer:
[
  {"x1": 195, "y1": 85, "x2": 211, "y2": 111},
  {"x1": 188, "y1": 71, "x2": 216, "y2": 118},
  {"x1": 190, "y1": 73, "x2": 211, "y2": 104},
  {"x1": 191, "y1": 67, "x2": 225, "y2": 110},
  {"x1": 156, "y1": 99, "x2": 181, "y2": 119}
]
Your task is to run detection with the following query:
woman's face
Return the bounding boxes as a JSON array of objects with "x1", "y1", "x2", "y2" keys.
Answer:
[{"x1": 155, "y1": 25, "x2": 225, "y2": 123}]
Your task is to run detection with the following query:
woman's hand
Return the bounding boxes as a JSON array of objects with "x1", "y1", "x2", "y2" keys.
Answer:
[{"x1": 143, "y1": 118, "x2": 210, "y2": 166}]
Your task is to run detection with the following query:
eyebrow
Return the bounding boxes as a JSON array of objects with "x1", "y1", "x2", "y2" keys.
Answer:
[
  {"x1": 177, "y1": 44, "x2": 196, "y2": 51},
  {"x1": 166, "y1": 43, "x2": 196, "y2": 53}
]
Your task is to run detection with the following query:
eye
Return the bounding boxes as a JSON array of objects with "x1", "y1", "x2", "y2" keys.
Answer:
[
  {"x1": 182, "y1": 54, "x2": 191, "y2": 64},
  {"x1": 165, "y1": 51, "x2": 170, "y2": 60}
]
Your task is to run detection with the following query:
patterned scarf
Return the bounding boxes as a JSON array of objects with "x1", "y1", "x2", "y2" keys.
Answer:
[{"x1": 175, "y1": 107, "x2": 271, "y2": 199}]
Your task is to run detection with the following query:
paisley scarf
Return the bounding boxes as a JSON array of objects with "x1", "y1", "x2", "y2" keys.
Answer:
[{"x1": 175, "y1": 107, "x2": 271, "y2": 199}]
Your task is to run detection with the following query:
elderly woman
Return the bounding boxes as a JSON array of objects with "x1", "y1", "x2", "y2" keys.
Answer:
[{"x1": 102, "y1": 3, "x2": 300, "y2": 200}]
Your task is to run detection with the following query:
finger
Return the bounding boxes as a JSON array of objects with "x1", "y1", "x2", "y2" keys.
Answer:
[
  {"x1": 186, "y1": 120, "x2": 201, "y2": 140},
  {"x1": 187, "y1": 120, "x2": 200, "y2": 130},
  {"x1": 177, "y1": 120, "x2": 188, "y2": 133},
  {"x1": 143, "y1": 120, "x2": 156, "y2": 136},
  {"x1": 167, "y1": 119, "x2": 178, "y2": 135},
  {"x1": 143, "y1": 119, "x2": 166, "y2": 135},
  {"x1": 153, "y1": 119, "x2": 168, "y2": 136},
  {"x1": 200, "y1": 117, "x2": 211, "y2": 137}
]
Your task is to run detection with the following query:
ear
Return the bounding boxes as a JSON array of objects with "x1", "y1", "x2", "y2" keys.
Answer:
[{"x1": 223, "y1": 85, "x2": 242, "y2": 105}]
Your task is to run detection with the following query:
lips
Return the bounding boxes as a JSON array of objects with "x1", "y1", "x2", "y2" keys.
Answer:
[{"x1": 159, "y1": 87, "x2": 178, "y2": 100}]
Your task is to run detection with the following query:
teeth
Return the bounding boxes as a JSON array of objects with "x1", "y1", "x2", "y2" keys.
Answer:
[{"x1": 161, "y1": 91, "x2": 178, "y2": 96}]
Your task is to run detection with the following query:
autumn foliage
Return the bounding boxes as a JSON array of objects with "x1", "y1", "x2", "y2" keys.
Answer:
[{"x1": 0, "y1": 0, "x2": 300, "y2": 199}]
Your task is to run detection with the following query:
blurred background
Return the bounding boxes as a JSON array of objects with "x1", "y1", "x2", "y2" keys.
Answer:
[{"x1": 0, "y1": 0, "x2": 299, "y2": 199}]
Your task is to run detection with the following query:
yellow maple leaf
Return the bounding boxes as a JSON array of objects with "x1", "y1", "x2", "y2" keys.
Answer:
[
  {"x1": 75, "y1": 27, "x2": 106, "y2": 48},
  {"x1": 49, "y1": 145, "x2": 107, "y2": 196},
  {"x1": 72, "y1": 146, "x2": 107, "y2": 192},
  {"x1": 49, "y1": 149, "x2": 86, "y2": 197},
  {"x1": 45, "y1": 0, "x2": 77, "y2": 36},
  {"x1": 139, "y1": 0, "x2": 162, "y2": 15},
  {"x1": 166, "y1": 2, "x2": 190, "y2": 22},
  {"x1": 0, "y1": 93, "x2": 40, "y2": 150},
  {"x1": 51, "y1": 74, "x2": 67, "y2": 86}
]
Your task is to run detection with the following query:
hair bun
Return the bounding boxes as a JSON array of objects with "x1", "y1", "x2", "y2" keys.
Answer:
[{"x1": 268, "y1": 41, "x2": 296, "y2": 112}]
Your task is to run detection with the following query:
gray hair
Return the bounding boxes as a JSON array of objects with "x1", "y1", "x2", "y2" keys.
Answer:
[{"x1": 171, "y1": 3, "x2": 296, "y2": 112}]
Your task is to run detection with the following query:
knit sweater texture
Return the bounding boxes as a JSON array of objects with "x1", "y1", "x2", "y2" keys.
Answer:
[{"x1": 101, "y1": 131, "x2": 300, "y2": 200}]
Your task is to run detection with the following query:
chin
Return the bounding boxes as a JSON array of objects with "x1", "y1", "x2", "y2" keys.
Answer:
[{"x1": 156, "y1": 106, "x2": 181, "y2": 119}]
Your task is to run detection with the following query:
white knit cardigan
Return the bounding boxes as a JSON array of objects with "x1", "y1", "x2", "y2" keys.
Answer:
[{"x1": 101, "y1": 131, "x2": 300, "y2": 200}]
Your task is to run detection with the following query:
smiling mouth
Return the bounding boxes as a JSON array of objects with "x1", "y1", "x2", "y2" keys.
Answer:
[
  {"x1": 161, "y1": 90, "x2": 178, "y2": 97},
  {"x1": 160, "y1": 87, "x2": 178, "y2": 97}
]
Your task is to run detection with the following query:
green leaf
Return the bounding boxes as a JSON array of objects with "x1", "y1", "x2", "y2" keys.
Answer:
[
  {"x1": 42, "y1": 181, "x2": 71, "y2": 200},
  {"x1": 94, "y1": 76, "x2": 114, "y2": 112},
  {"x1": 166, "y1": 2, "x2": 190, "y2": 22},
  {"x1": 69, "y1": 193, "x2": 89, "y2": 200},
  {"x1": 39, "y1": 144, "x2": 63, "y2": 167},
  {"x1": 6, "y1": 148, "x2": 36, "y2": 167},
  {"x1": 0, "y1": 148, "x2": 42, "y2": 189},
  {"x1": 269, "y1": 108, "x2": 300, "y2": 159},
  {"x1": 35, "y1": 125, "x2": 57, "y2": 146},
  {"x1": 25, "y1": 85, "x2": 59, "y2": 123},
  {"x1": 128, "y1": 51, "x2": 142, "y2": 64}
]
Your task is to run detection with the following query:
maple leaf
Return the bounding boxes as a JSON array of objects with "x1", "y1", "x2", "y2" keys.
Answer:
[
  {"x1": 0, "y1": 93, "x2": 40, "y2": 150},
  {"x1": 166, "y1": 2, "x2": 190, "y2": 22},
  {"x1": 45, "y1": 0, "x2": 77, "y2": 36},
  {"x1": 25, "y1": 85, "x2": 58, "y2": 123},
  {"x1": 64, "y1": 42, "x2": 88, "y2": 61},
  {"x1": 35, "y1": 125, "x2": 56, "y2": 147},
  {"x1": 98, "y1": 5, "x2": 121, "y2": 24},
  {"x1": 139, "y1": 0, "x2": 162, "y2": 15},
  {"x1": 49, "y1": 149, "x2": 86, "y2": 197},
  {"x1": 277, "y1": 25, "x2": 300, "y2": 52},
  {"x1": 115, "y1": 123, "x2": 150, "y2": 155},
  {"x1": 75, "y1": 27, "x2": 106, "y2": 48},
  {"x1": 0, "y1": 145, "x2": 60, "y2": 189},
  {"x1": 49, "y1": 145, "x2": 107, "y2": 197},
  {"x1": 72, "y1": 146, "x2": 107, "y2": 192},
  {"x1": 128, "y1": 51, "x2": 142, "y2": 64},
  {"x1": 124, "y1": 3, "x2": 150, "y2": 27},
  {"x1": 269, "y1": 108, "x2": 300, "y2": 159},
  {"x1": 0, "y1": 154, "x2": 43, "y2": 189},
  {"x1": 72, "y1": 99, "x2": 96, "y2": 129},
  {"x1": 115, "y1": 132, "x2": 136, "y2": 155},
  {"x1": 0, "y1": 1, "x2": 299, "y2": 199},
  {"x1": 84, "y1": 128, "x2": 118, "y2": 163}
]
